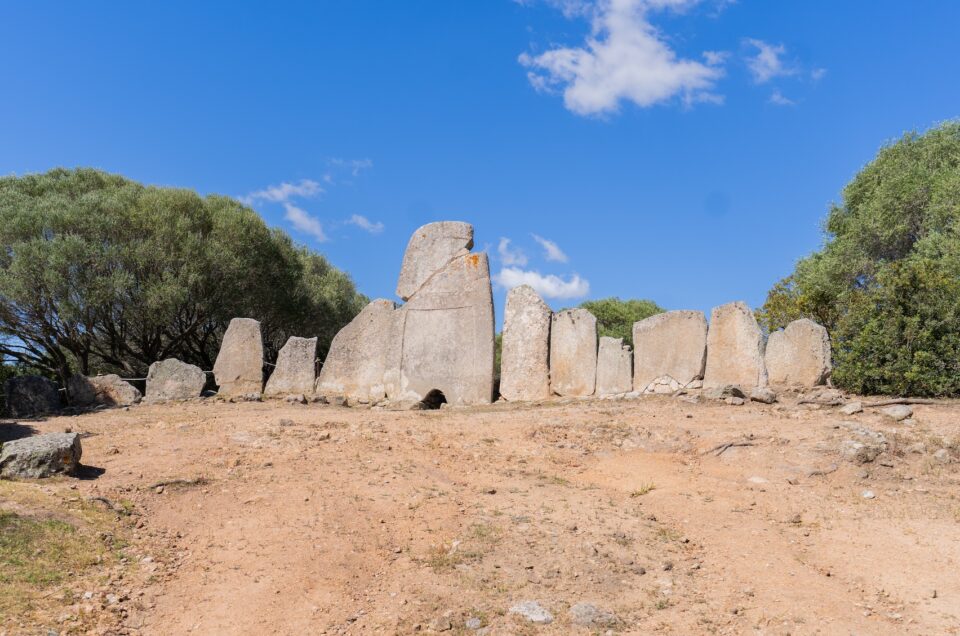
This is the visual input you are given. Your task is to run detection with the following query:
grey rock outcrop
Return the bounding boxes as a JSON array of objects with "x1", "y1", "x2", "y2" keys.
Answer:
[
  {"x1": 0, "y1": 432, "x2": 81, "y2": 479},
  {"x1": 5, "y1": 376, "x2": 60, "y2": 418},
  {"x1": 265, "y1": 336, "x2": 317, "y2": 397},
  {"x1": 213, "y1": 318, "x2": 264, "y2": 397},
  {"x1": 316, "y1": 300, "x2": 398, "y2": 402},
  {"x1": 764, "y1": 318, "x2": 831, "y2": 387},
  {"x1": 68, "y1": 374, "x2": 142, "y2": 407},
  {"x1": 549, "y1": 309, "x2": 597, "y2": 397},
  {"x1": 633, "y1": 310, "x2": 707, "y2": 393},
  {"x1": 395, "y1": 221, "x2": 474, "y2": 301},
  {"x1": 703, "y1": 301, "x2": 767, "y2": 389},
  {"x1": 596, "y1": 336, "x2": 632, "y2": 396},
  {"x1": 146, "y1": 359, "x2": 206, "y2": 402},
  {"x1": 499, "y1": 285, "x2": 552, "y2": 401}
]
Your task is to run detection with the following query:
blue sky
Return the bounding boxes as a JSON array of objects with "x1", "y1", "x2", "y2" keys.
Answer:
[{"x1": 3, "y1": 1, "x2": 959, "y2": 325}]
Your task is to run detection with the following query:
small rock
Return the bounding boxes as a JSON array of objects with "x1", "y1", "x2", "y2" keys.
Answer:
[
  {"x1": 749, "y1": 387, "x2": 777, "y2": 404},
  {"x1": 284, "y1": 394, "x2": 308, "y2": 404},
  {"x1": 880, "y1": 404, "x2": 913, "y2": 421},
  {"x1": 568, "y1": 603, "x2": 618, "y2": 627},
  {"x1": 465, "y1": 617, "x2": 482, "y2": 630},
  {"x1": 509, "y1": 601, "x2": 553, "y2": 624},
  {"x1": 429, "y1": 616, "x2": 453, "y2": 632},
  {"x1": 839, "y1": 401, "x2": 863, "y2": 415},
  {"x1": 725, "y1": 396, "x2": 745, "y2": 406},
  {"x1": 840, "y1": 440, "x2": 881, "y2": 465},
  {"x1": 704, "y1": 384, "x2": 745, "y2": 400},
  {"x1": 862, "y1": 490, "x2": 876, "y2": 499},
  {"x1": 933, "y1": 448, "x2": 951, "y2": 464}
]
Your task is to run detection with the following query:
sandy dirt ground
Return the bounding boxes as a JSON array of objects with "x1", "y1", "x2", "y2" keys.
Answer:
[{"x1": 4, "y1": 390, "x2": 960, "y2": 635}]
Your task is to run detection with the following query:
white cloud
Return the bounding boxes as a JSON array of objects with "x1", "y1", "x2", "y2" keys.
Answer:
[
  {"x1": 346, "y1": 214, "x2": 385, "y2": 234},
  {"x1": 494, "y1": 267, "x2": 590, "y2": 299},
  {"x1": 519, "y1": 0, "x2": 725, "y2": 115},
  {"x1": 810, "y1": 67, "x2": 827, "y2": 81},
  {"x1": 743, "y1": 38, "x2": 792, "y2": 84},
  {"x1": 327, "y1": 158, "x2": 374, "y2": 177},
  {"x1": 283, "y1": 203, "x2": 328, "y2": 242},
  {"x1": 768, "y1": 90, "x2": 794, "y2": 106},
  {"x1": 240, "y1": 179, "x2": 323, "y2": 205},
  {"x1": 531, "y1": 234, "x2": 569, "y2": 263},
  {"x1": 497, "y1": 237, "x2": 528, "y2": 266}
]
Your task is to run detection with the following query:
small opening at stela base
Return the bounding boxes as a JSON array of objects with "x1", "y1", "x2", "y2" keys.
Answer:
[{"x1": 419, "y1": 389, "x2": 447, "y2": 410}]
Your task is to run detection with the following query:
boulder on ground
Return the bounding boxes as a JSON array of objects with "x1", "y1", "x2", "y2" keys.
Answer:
[
  {"x1": 633, "y1": 310, "x2": 707, "y2": 393},
  {"x1": 703, "y1": 301, "x2": 767, "y2": 389},
  {"x1": 213, "y1": 318, "x2": 264, "y2": 397},
  {"x1": 4, "y1": 376, "x2": 60, "y2": 418},
  {"x1": 550, "y1": 309, "x2": 597, "y2": 397},
  {"x1": 68, "y1": 374, "x2": 141, "y2": 407},
  {"x1": 265, "y1": 336, "x2": 317, "y2": 397},
  {"x1": 749, "y1": 386, "x2": 778, "y2": 404},
  {"x1": 146, "y1": 358, "x2": 207, "y2": 402},
  {"x1": 764, "y1": 318, "x2": 832, "y2": 387},
  {"x1": 395, "y1": 221, "x2": 474, "y2": 301},
  {"x1": 881, "y1": 404, "x2": 913, "y2": 422},
  {"x1": 596, "y1": 336, "x2": 633, "y2": 396},
  {"x1": 499, "y1": 285, "x2": 552, "y2": 401},
  {"x1": 317, "y1": 299, "x2": 398, "y2": 402},
  {"x1": 0, "y1": 432, "x2": 81, "y2": 479}
]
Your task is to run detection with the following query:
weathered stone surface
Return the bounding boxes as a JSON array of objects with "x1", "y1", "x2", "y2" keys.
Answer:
[
  {"x1": 5, "y1": 376, "x2": 60, "y2": 418},
  {"x1": 764, "y1": 318, "x2": 832, "y2": 387},
  {"x1": 265, "y1": 336, "x2": 317, "y2": 397},
  {"x1": 749, "y1": 386, "x2": 778, "y2": 404},
  {"x1": 146, "y1": 359, "x2": 206, "y2": 402},
  {"x1": 68, "y1": 374, "x2": 142, "y2": 407},
  {"x1": 840, "y1": 401, "x2": 863, "y2": 416},
  {"x1": 596, "y1": 337, "x2": 633, "y2": 396},
  {"x1": 213, "y1": 318, "x2": 264, "y2": 397},
  {"x1": 703, "y1": 301, "x2": 767, "y2": 389},
  {"x1": 881, "y1": 404, "x2": 913, "y2": 422},
  {"x1": 317, "y1": 300, "x2": 398, "y2": 402},
  {"x1": 0, "y1": 432, "x2": 81, "y2": 479},
  {"x1": 398, "y1": 252, "x2": 495, "y2": 405},
  {"x1": 549, "y1": 309, "x2": 597, "y2": 397},
  {"x1": 395, "y1": 221, "x2": 474, "y2": 301},
  {"x1": 569, "y1": 603, "x2": 619, "y2": 628},
  {"x1": 509, "y1": 601, "x2": 553, "y2": 624},
  {"x1": 499, "y1": 285, "x2": 551, "y2": 401},
  {"x1": 633, "y1": 310, "x2": 707, "y2": 393}
]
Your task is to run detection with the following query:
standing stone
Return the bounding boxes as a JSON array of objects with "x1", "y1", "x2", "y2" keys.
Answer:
[
  {"x1": 399, "y1": 252, "x2": 495, "y2": 405},
  {"x1": 317, "y1": 300, "x2": 398, "y2": 402},
  {"x1": 213, "y1": 318, "x2": 264, "y2": 397},
  {"x1": 395, "y1": 221, "x2": 474, "y2": 301},
  {"x1": 703, "y1": 301, "x2": 767, "y2": 389},
  {"x1": 68, "y1": 374, "x2": 141, "y2": 407},
  {"x1": 5, "y1": 376, "x2": 60, "y2": 418},
  {"x1": 764, "y1": 318, "x2": 832, "y2": 387},
  {"x1": 596, "y1": 336, "x2": 633, "y2": 396},
  {"x1": 499, "y1": 285, "x2": 552, "y2": 401},
  {"x1": 550, "y1": 309, "x2": 597, "y2": 397},
  {"x1": 633, "y1": 311, "x2": 707, "y2": 393},
  {"x1": 0, "y1": 432, "x2": 81, "y2": 479},
  {"x1": 146, "y1": 359, "x2": 206, "y2": 402},
  {"x1": 265, "y1": 337, "x2": 317, "y2": 397}
]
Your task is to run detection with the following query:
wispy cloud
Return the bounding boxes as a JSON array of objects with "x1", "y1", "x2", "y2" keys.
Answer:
[
  {"x1": 743, "y1": 38, "x2": 792, "y2": 84},
  {"x1": 498, "y1": 237, "x2": 528, "y2": 266},
  {"x1": 768, "y1": 90, "x2": 794, "y2": 106},
  {"x1": 240, "y1": 179, "x2": 323, "y2": 205},
  {"x1": 494, "y1": 267, "x2": 590, "y2": 299},
  {"x1": 519, "y1": 0, "x2": 725, "y2": 116},
  {"x1": 531, "y1": 234, "x2": 568, "y2": 263},
  {"x1": 283, "y1": 203, "x2": 328, "y2": 242},
  {"x1": 327, "y1": 158, "x2": 374, "y2": 177},
  {"x1": 810, "y1": 67, "x2": 827, "y2": 81},
  {"x1": 346, "y1": 214, "x2": 385, "y2": 234}
]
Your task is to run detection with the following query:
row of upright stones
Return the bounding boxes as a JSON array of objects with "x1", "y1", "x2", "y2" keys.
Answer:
[{"x1": 501, "y1": 287, "x2": 832, "y2": 401}]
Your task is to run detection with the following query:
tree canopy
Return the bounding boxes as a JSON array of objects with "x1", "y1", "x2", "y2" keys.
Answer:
[
  {"x1": 758, "y1": 121, "x2": 960, "y2": 396},
  {"x1": 0, "y1": 168, "x2": 367, "y2": 383},
  {"x1": 578, "y1": 297, "x2": 664, "y2": 346}
]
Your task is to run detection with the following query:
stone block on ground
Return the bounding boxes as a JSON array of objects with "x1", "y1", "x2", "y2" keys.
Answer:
[
  {"x1": 764, "y1": 318, "x2": 832, "y2": 387},
  {"x1": 4, "y1": 376, "x2": 60, "y2": 418},
  {"x1": 0, "y1": 432, "x2": 81, "y2": 479},
  {"x1": 68, "y1": 374, "x2": 141, "y2": 407},
  {"x1": 213, "y1": 317, "x2": 264, "y2": 397},
  {"x1": 703, "y1": 301, "x2": 767, "y2": 389},
  {"x1": 633, "y1": 310, "x2": 707, "y2": 393},
  {"x1": 146, "y1": 359, "x2": 207, "y2": 402},
  {"x1": 316, "y1": 299, "x2": 398, "y2": 402},
  {"x1": 549, "y1": 309, "x2": 597, "y2": 397},
  {"x1": 596, "y1": 336, "x2": 633, "y2": 396},
  {"x1": 499, "y1": 285, "x2": 552, "y2": 401},
  {"x1": 265, "y1": 336, "x2": 317, "y2": 397}
]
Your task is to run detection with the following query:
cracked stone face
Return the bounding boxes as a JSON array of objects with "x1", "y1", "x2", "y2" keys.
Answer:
[
  {"x1": 550, "y1": 308, "x2": 598, "y2": 397},
  {"x1": 633, "y1": 310, "x2": 707, "y2": 393},
  {"x1": 703, "y1": 301, "x2": 767, "y2": 389},
  {"x1": 499, "y1": 284, "x2": 552, "y2": 402},
  {"x1": 213, "y1": 318, "x2": 264, "y2": 397},
  {"x1": 764, "y1": 318, "x2": 832, "y2": 387}
]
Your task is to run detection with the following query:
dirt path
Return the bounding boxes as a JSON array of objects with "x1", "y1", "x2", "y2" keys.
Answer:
[{"x1": 12, "y1": 394, "x2": 960, "y2": 634}]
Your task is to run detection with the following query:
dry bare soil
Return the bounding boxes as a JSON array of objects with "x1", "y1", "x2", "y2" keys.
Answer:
[{"x1": 3, "y1": 392, "x2": 960, "y2": 635}]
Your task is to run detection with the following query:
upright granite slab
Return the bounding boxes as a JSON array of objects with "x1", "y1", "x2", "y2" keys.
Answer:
[
  {"x1": 213, "y1": 318, "x2": 264, "y2": 397},
  {"x1": 264, "y1": 336, "x2": 317, "y2": 397},
  {"x1": 399, "y1": 252, "x2": 495, "y2": 405},
  {"x1": 499, "y1": 285, "x2": 552, "y2": 401},
  {"x1": 550, "y1": 309, "x2": 597, "y2": 397},
  {"x1": 395, "y1": 221, "x2": 474, "y2": 301},
  {"x1": 146, "y1": 358, "x2": 206, "y2": 402},
  {"x1": 5, "y1": 376, "x2": 60, "y2": 418},
  {"x1": 703, "y1": 301, "x2": 767, "y2": 389},
  {"x1": 596, "y1": 336, "x2": 633, "y2": 396},
  {"x1": 633, "y1": 310, "x2": 707, "y2": 393},
  {"x1": 316, "y1": 300, "x2": 397, "y2": 402},
  {"x1": 765, "y1": 318, "x2": 832, "y2": 387}
]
